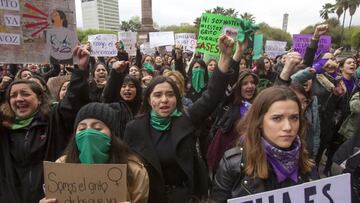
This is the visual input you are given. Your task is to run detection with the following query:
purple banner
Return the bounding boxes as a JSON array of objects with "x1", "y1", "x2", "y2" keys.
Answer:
[{"x1": 292, "y1": 34, "x2": 331, "y2": 59}]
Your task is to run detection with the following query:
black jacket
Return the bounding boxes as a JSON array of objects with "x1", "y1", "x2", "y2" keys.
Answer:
[
  {"x1": 124, "y1": 68, "x2": 233, "y2": 203},
  {"x1": 210, "y1": 147, "x2": 319, "y2": 203},
  {"x1": 0, "y1": 68, "x2": 89, "y2": 203}
]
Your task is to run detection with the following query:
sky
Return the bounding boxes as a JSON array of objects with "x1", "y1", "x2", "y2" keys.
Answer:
[{"x1": 75, "y1": 0, "x2": 360, "y2": 35}]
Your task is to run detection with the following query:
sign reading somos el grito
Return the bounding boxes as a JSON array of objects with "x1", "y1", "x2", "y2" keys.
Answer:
[
  {"x1": 43, "y1": 161, "x2": 127, "y2": 203},
  {"x1": 228, "y1": 173, "x2": 351, "y2": 203}
]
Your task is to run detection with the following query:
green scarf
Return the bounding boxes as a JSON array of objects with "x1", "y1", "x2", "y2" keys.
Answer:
[
  {"x1": 11, "y1": 116, "x2": 34, "y2": 130},
  {"x1": 75, "y1": 128, "x2": 111, "y2": 164},
  {"x1": 192, "y1": 67, "x2": 206, "y2": 93},
  {"x1": 150, "y1": 109, "x2": 182, "y2": 131},
  {"x1": 208, "y1": 71, "x2": 214, "y2": 78}
]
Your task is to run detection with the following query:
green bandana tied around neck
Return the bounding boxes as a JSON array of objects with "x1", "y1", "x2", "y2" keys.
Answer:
[
  {"x1": 208, "y1": 71, "x2": 214, "y2": 78},
  {"x1": 192, "y1": 67, "x2": 206, "y2": 93},
  {"x1": 75, "y1": 128, "x2": 111, "y2": 164},
  {"x1": 150, "y1": 109, "x2": 182, "y2": 131},
  {"x1": 11, "y1": 116, "x2": 34, "y2": 130}
]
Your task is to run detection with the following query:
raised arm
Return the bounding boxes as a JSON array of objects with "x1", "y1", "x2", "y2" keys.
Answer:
[
  {"x1": 303, "y1": 24, "x2": 328, "y2": 67},
  {"x1": 102, "y1": 60, "x2": 128, "y2": 103},
  {"x1": 187, "y1": 35, "x2": 234, "y2": 126}
]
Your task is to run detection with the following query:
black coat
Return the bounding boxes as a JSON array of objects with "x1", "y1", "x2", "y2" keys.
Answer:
[
  {"x1": 0, "y1": 68, "x2": 89, "y2": 203},
  {"x1": 210, "y1": 147, "x2": 319, "y2": 203},
  {"x1": 124, "y1": 68, "x2": 233, "y2": 202}
]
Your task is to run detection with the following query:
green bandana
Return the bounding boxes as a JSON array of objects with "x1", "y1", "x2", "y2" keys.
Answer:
[
  {"x1": 150, "y1": 109, "x2": 182, "y2": 131},
  {"x1": 75, "y1": 128, "x2": 111, "y2": 164},
  {"x1": 11, "y1": 116, "x2": 34, "y2": 130},
  {"x1": 192, "y1": 67, "x2": 206, "y2": 93},
  {"x1": 143, "y1": 63, "x2": 154, "y2": 73},
  {"x1": 208, "y1": 71, "x2": 214, "y2": 78}
]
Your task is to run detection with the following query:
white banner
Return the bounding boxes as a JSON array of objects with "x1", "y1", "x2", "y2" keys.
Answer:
[
  {"x1": 140, "y1": 42, "x2": 155, "y2": 55},
  {"x1": 175, "y1": 33, "x2": 196, "y2": 52},
  {"x1": 149, "y1": 31, "x2": 174, "y2": 48},
  {"x1": 88, "y1": 34, "x2": 118, "y2": 57},
  {"x1": 265, "y1": 40, "x2": 287, "y2": 59},
  {"x1": 118, "y1": 31, "x2": 137, "y2": 56},
  {"x1": 228, "y1": 174, "x2": 351, "y2": 203}
]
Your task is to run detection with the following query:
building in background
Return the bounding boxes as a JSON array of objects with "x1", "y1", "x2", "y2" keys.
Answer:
[
  {"x1": 81, "y1": 0, "x2": 119, "y2": 31},
  {"x1": 282, "y1": 13, "x2": 289, "y2": 32}
]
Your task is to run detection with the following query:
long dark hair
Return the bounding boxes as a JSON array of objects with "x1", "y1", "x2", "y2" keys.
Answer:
[
  {"x1": 53, "y1": 10, "x2": 68, "y2": 27},
  {"x1": 139, "y1": 76, "x2": 182, "y2": 116},
  {"x1": 121, "y1": 75, "x2": 142, "y2": 116}
]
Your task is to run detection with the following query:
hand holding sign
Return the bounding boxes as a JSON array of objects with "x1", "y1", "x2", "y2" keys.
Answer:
[
  {"x1": 112, "y1": 61, "x2": 129, "y2": 73},
  {"x1": 233, "y1": 40, "x2": 249, "y2": 62},
  {"x1": 218, "y1": 35, "x2": 234, "y2": 73}
]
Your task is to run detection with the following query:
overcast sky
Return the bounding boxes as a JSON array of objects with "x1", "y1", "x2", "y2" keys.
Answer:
[{"x1": 75, "y1": 0, "x2": 360, "y2": 35}]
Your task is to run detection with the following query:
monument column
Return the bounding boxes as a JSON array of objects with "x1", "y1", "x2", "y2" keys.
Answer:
[{"x1": 139, "y1": 0, "x2": 157, "y2": 42}]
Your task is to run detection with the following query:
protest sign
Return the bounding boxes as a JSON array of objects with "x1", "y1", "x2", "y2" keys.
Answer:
[
  {"x1": 265, "y1": 40, "x2": 287, "y2": 59},
  {"x1": 252, "y1": 34, "x2": 263, "y2": 60},
  {"x1": 165, "y1": 45, "x2": 173, "y2": 52},
  {"x1": 118, "y1": 31, "x2": 137, "y2": 56},
  {"x1": 228, "y1": 173, "x2": 351, "y2": 203},
  {"x1": 88, "y1": 34, "x2": 118, "y2": 57},
  {"x1": 175, "y1": 33, "x2": 196, "y2": 52},
  {"x1": 196, "y1": 13, "x2": 241, "y2": 56},
  {"x1": 140, "y1": 42, "x2": 156, "y2": 55},
  {"x1": 149, "y1": 31, "x2": 174, "y2": 48},
  {"x1": 292, "y1": 34, "x2": 331, "y2": 59},
  {"x1": 43, "y1": 161, "x2": 127, "y2": 203},
  {"x1": 0, "y1": 0, "x2": 77, "y2": 64}
]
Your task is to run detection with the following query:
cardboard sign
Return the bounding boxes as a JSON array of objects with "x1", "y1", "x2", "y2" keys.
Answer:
[
  {"x1": 228, "y1": 173, "x2": 351, "y2": 203},
  {"x1": 43, "y1": 161, "x2": 127, "y2": 203},
  {"x1": 252, "y1": 34, "x2": 263, "y2": 60},
  {"x1": 140, "y1": 42, "x2": 156, "y2": 55},
  {"x1": 223, "y1": 27, "x2": 238, "y2": 40},
  {"x1": 88, "y1": 34, "x2": 118, "y2": 57},
  {"x1": 118, "y1": 31, "x2": 137, "y2": 56},
  {"x1": 196, "y1": 13, "x2": 241, "y2": 56},
  {"x1": 0, "y1": 0, "x2": 78, "y2": 64},
  {"x1": 175, "y1": 33, "x2": 196, "y2": 52},
  {"x1": 265, "y1": 40, "x2": 287, "y2": 59},
  {"x1": 149, "y1": 31, "x2": 174, "y2": 48},
  {"x1": 292, "y1": 34, "x2": 331, "y2": 59}
]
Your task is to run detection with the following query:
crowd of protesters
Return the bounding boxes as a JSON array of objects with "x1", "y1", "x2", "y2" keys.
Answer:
[{"x1": 1, "y1": 23, "x2": 360, "y2": 203}]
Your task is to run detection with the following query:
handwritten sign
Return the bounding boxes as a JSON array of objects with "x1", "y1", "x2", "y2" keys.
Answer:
[
  {"x1": 175, "y1": 33, "x2": 196, "y2": 52},
  {"x1": 149, "y1": 31, "x2": 174, "y2": 48},
  {"x1": 292, "y1": 34, "x2": 331, "y2": 59},
  {"x1": 43, "y1": 161, "x2": 127, "y2": 203},
  {"x1": 197, "y1": 13, "x2": 241, "y2": 56},
  {"x1": 118, "y1": 31, "x2": 137, "y2": 56},
  {"x1": 228, "y1": 174, "x2": 351, "y2": 203},
  {"x1": 88, "y1": 34, "x2": 118, "y2": 57},
  {"x1": 265, "y1": 40, "x2": 287, "y2": 59},
  {"x1": 140, "y1": 42, "x2": 155, "y2": 55},
  {"x1": 0, "y1": 0, "x2": 77, "y2": 64}
]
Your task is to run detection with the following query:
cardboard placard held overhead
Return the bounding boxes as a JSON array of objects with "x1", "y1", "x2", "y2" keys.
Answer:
[
  {"x1": 88, "y1": 34, "x2": 118, "y2": 57},
  {"x1": 292, "y1": 34, "x2": 331, "y2": 59},
  {"x1": 149, "y1": 31, "x2": 174, "y2": 48},
  {"x1": 118, "y1": 31, "x2": 137, "y2": 56},
  {"x1": 43, "y1": 161, "x2": 127, "y2": 203}
]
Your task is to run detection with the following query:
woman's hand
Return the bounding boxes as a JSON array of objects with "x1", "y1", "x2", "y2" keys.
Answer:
[
  {"x1": 39, "y1": 197, "x2": 57, "y2": 203},
  {"x1": 112, "y1": 61, "x2": 129, "y2": 73},
  {"x1": 232, "y1": 40, "x2": 248, "y2": 62},
  {"x1": 218, "y1": 35, "x2": 234, "y2": 73},
  {"x1": 73, "y1": 45, "x2": 90, "y2": 71}
]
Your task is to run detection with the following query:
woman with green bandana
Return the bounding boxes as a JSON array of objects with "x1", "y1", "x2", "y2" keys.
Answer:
[
  {"x1": 186, "y1": 58, "x2": 209, "y2": 102},
  {"x1": 0, "y1": 46, "x2": 91, "y2": 203},
  {"x1": 40, "y1": 103, "x2": 149, "y2": 203},
  {"x1": 123, "y1": 35, "x2": 235, "y2": 203}
]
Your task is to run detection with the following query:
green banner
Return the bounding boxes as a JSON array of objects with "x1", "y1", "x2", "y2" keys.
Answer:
[
  {"x1": 196, "y1": 13, "x2": 241, "y2": 56},
  {"x1": 252, "y1": 34, "x2": 263, "y2": 60}
]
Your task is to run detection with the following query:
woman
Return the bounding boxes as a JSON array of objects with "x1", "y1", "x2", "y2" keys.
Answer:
[
  {"x1": 207, "y1": 70, "x2": 258, "y2": 176},
  {"x1": 0, "y1": 46, "x2": 90, "y2": 203},
  {"x1": 163, "y1": 70, "x2": 193, "y2": 108},
  {"x1": 57, "y1": 80, "x2": 70, "y2": 101},
  {"x1": 129, "y1": 65, "x2": 142, "y2": 80},
  {"x1": 16, "y1": 68, "x2": 33, "y2": 80},
  {"x1": 186, "y1": 58, "x2": 209, "y2": 102},
  {"x1": 123, "y1": 35, "x2": 235, "y2": 203},
  {"x1": 89, "y1": 62, "x2": 108, "y2": 102},
  {"x1": 254, "y1": 57, "x2": 277, "y2": 91},
  {"x1": 210, "y1": 87, "x2": 317, "y2": 202},
  {"x1": 40, "y1": 103, "x2": 149, "y2": 203},
  {"x1": 239, "y1": 57, "x2": 248, "y2": 72},
  {"x1": 207, "y1": 59, "x2": 218, "y2": 78}
]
